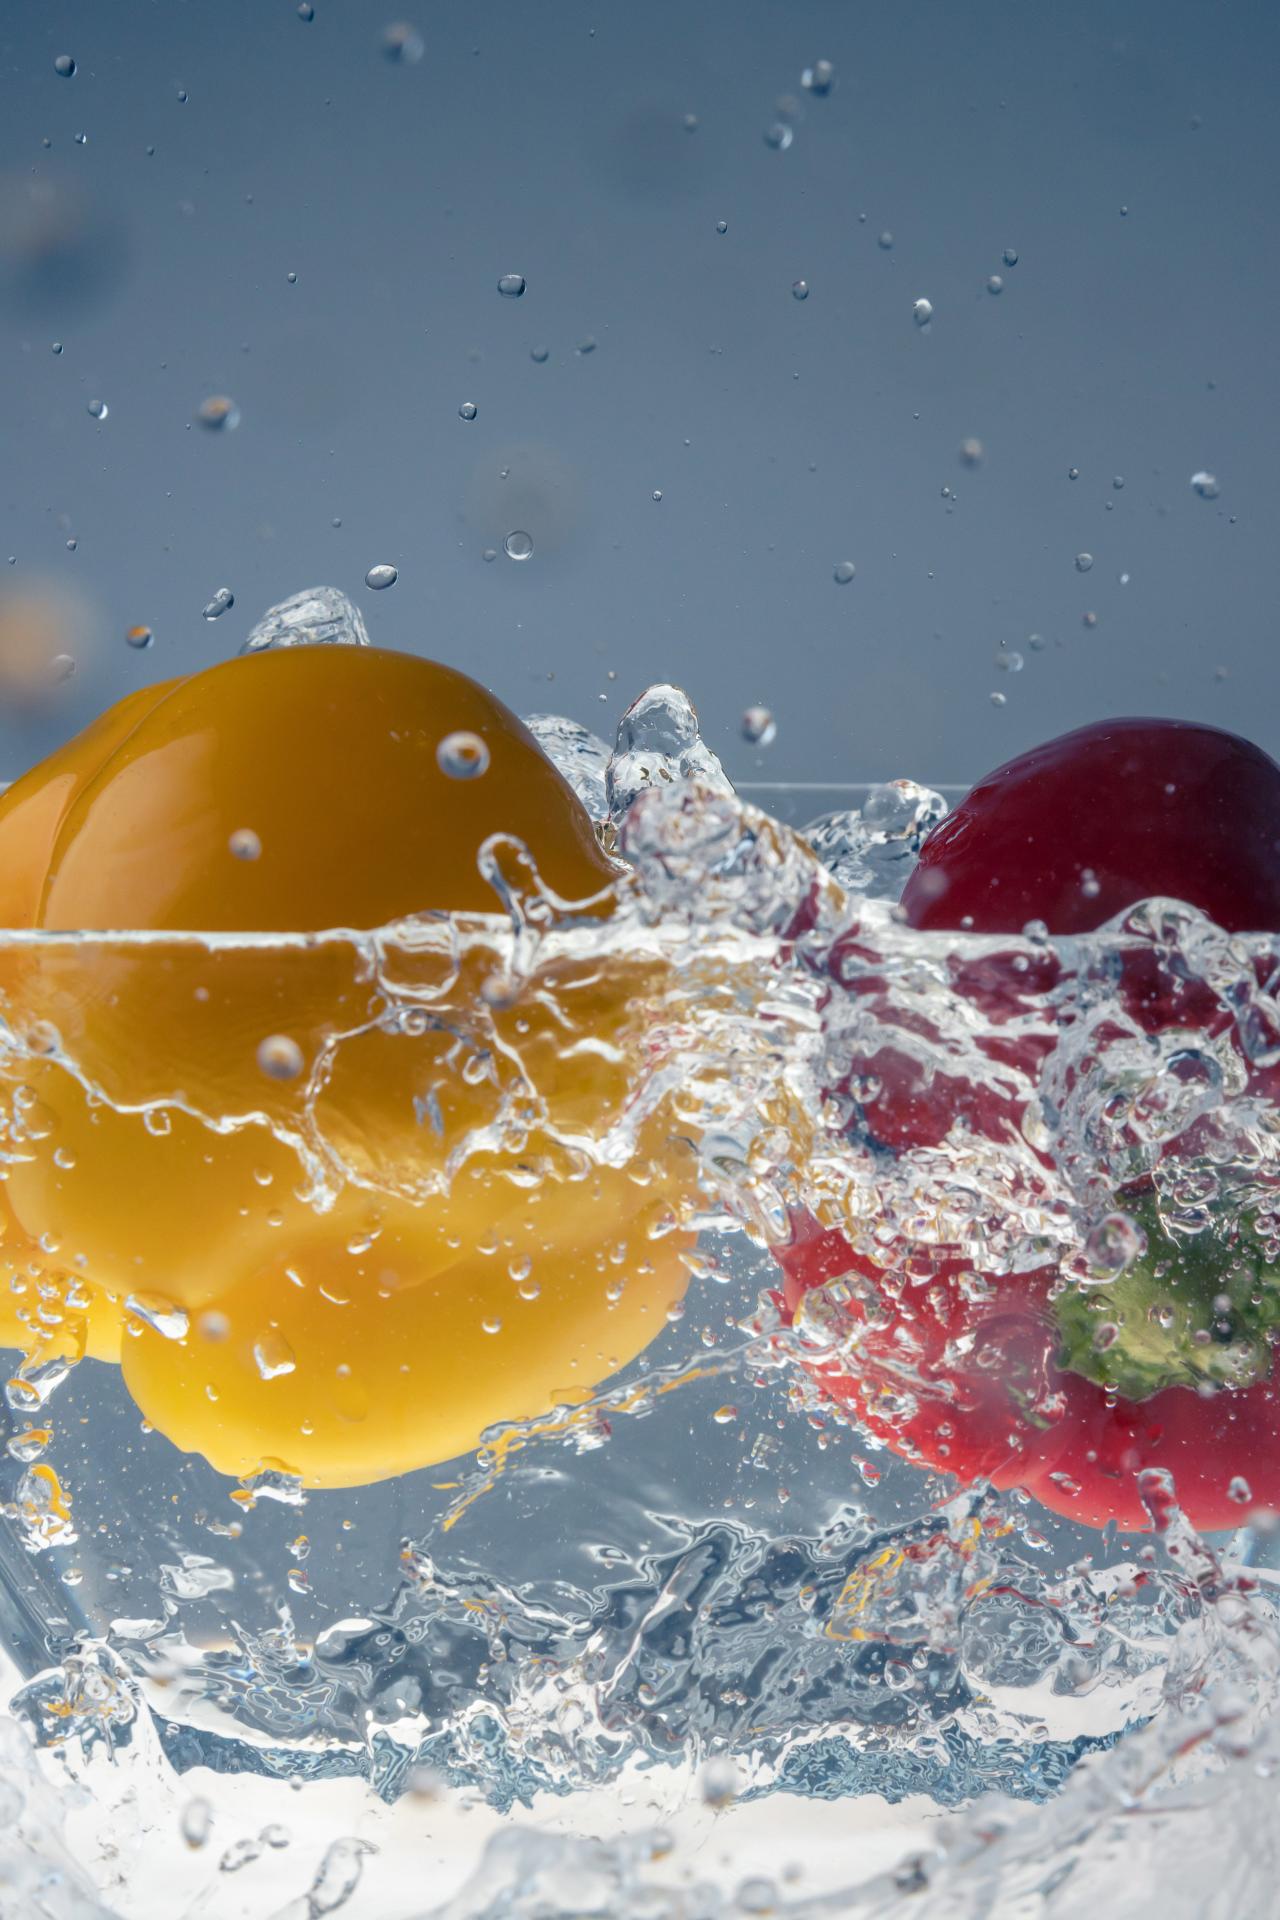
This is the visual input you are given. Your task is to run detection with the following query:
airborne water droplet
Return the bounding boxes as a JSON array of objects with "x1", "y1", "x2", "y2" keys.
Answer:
[
  {"x1": 715, "y1": 219, "x2": 728, "y2": 235},
  {"x1": 125, "y1": 624, "x2": 153, "y2": 649},
  {"x1": 202, "y1": 587, "x2": 235, "y2": 620},
  {"x1": 912, "y1": 298, "x2": 933, "y2": 327},
  {"x1": 382, "y1": 21, "x2": 424, "y2": 64},
  {"x1": 763, "y1": 123, "x2": 793, "y2": 151},
  {"x1": 87, "y1": 398, "x2": 108, "y2": 420},
  {"x1": 987, "y1": 274, "x2": 1004, "y2": 295},
  {"x1": 257, "y1": 1034, "x2": 304, "y2": 1081},
  {"x1": 364, "y1": 563, "x2": 398, "y2": 590},
  {"x1": 1075, "y1": 552, "x2": 1094, "y2": 573},
  {"x1": 1190, "y1": 470, "x2": 1219, "y2": 499},
  {"x1": 833, "y1": 559, "x2": 856, "y2": 584},
  {"x1": 228, "y1": 828, "x2": 261, "y2": 861},
  {"x1": 801, "y1": 59, "x2": 835, "y2": 94},
  {"x1": 436, "y1": 730, "x2": 490, "y2": 780},
  {"x1": 740, "y1": 706, "x2": 776, "y2": 747},
  {"x1": 504, "y1": 529, "x2": 533, "y2": 561},
  {"x1": 54, "y1": 54, "x2": 77, "y2": 78},
  {"x1": 196, "y1": 394, "x2": 240, "y2": 431},
  {"x1": 791, "y1": 279, "x2": 809, "y2": 301},
  {"x1": 497, "y1": 272, "x2": 526, "y2": 298},
  {"x1": 458, "y1": 400, "x2": 478, "y2": 420}
]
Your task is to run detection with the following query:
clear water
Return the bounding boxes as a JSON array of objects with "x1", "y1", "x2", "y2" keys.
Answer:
[{"x1": 4, "y1": 607, "x2": 1280, "y2": 1915}]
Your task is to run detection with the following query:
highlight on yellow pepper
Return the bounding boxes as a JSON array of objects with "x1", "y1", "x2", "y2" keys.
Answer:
[{"x1": 0, "y1": 645, "x2": 699, "y2": 1487}]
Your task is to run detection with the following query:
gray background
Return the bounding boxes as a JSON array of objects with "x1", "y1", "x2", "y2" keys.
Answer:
[{"x1": 0, "y1": 0, "x2": 1275, "y2": 791}]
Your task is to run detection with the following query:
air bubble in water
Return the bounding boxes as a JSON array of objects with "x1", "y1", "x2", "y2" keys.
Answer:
[
  {"x1": 196, "y1": 394, "x2": 240, "y2": 432},
  {"x1": 437, "y1": 730, "x2": 490, "y2": 780},
  {"x1": 253, "y1": 1331, "x2": 297, "y2": 1381},
  {"x1": 791, "y1": 279, "x2": 810, "y2": 301},
  {"x1": 458, "y1": 400, "x2": 478, "y2": 421},
  {"x1": 833, "y1": 559, "x2": 856, "y2": 584},
  {"x1": 504, "y1": 529, "x2": 533, "y2": 561},
  {"x1": 801, "y1": 59, "x2": 835, "y2": 94},
  {"x1": 1075, "y1": 552, "x2": 1094, "y2": 572},
  {"x1": 54, "y1": 54, "x2": 77, "y2": 78},
  {"x1": 125, "y1": 624, "x2": 153, "y2": 649},
  {"x1": 228, "y1": 828, "x2": 261, "y2": 861},
  {"x1": 382, "y1": 21, "x2": 424, "y2": 64},
  {"x1": 1190, "y1": 470, "x2": 1219, "y2": 499},
  {"x1": 741, "y1": 706, "x2": 776, "y2": 746},
  {"x1": 202, "y1": 587, "x2": 235, "y2": 621},
  {"x1": 242, "y1": 585, "x2": 369, "y2": 652},
  {"x1": 257, "y1": 1034, "x2": 304, "y2": 1081},
  {"x1": 497, "y1": 272, "x2": 526, "y2": 298},
  {"x1": 364, "y1": 563, "x2": 397, "y2": 590},
  {"x1": 913, "y1": 297, "x2": 933, "y2": 327},
  {"x1": 763, "y1": 122, "x2": 793, "y2": 151},
  {"x1": 87, "y1": 397, "x2": 108, "y2": 420}
]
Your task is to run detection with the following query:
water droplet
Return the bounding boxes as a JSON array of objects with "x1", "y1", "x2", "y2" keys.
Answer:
[
  {"x1": 530, "y1": 345, "x2": 549, "y2": 363},
  {"x1": 125, "y1": 1293, "x2": 190, "y2": 1341},
  {"x1": 1112, "y1": 474, "x2": 1125, "y2": 490},
  {"x1": 202, "y1": 587, "x2": 235, "y2": 621},
  {"x1": 73, "y1": 132, "x2": 87, "y2": 146},
  {"x1": 125, "y1": 624, "x2": 153, "y2": 649},
  {"x1": 51, "y1": 653, "x2": 75, "y2": 681},
  {"x1": 458, "y1": 400, "x2": 478, "y2": 421},
  {"x1": 683, "y1": 112, "x2": 699, "y2": 132},
  {"x1": 261, "y1": 1824, "x2": 292, "y2": 1849},
  {"x1": 87, "y1": 398, "x2": 108, "y2": 421},
  {"x1": 791, "y1": 279, "x2": 810, "y2": 301},
  {"x1": 1190, "y1": 469, "x2": 1219, "y2": 499},
  {"x1": 436, "y1": 730, "x2": 490, "y2": 780},
  {"x1": 253, "y1": 1330, "x2": 297, "y2": 1381},
  {"x1": 990, "y1": 690, "x2": 1007, "y2": 707},
  {"x1": 257, "y1": 1034, "x2": 304, "y2": 1081},
  {"x1": 1075, "y1": 551, "x2": 1094, "y2": 573},
  {"x1": 959, "y1": 437, "x2": 984, "y2": 466},
  {"x1": 912, "y1": 297, "x2": 933, "y2": 327},
  {"x1": 177, "y1": 87, "x2": 188, "y2": 103},
  {"x1": 833, "y1": 559, "x2": 856, "y2": 584},
  {"x1": 364, "y1": 563, "x2": 397, "y2": 590},
  {"x1": 712, "y1": 1405, "x2": 739, "y2": 1424},
  {"x1": 1229, "y1": 1475, "x2": 1253, "y2": 1506},
  {"x1": 1068, "y1": 466, "x2": 1080, "y2": 480},
  {"x1": 652, "y1": 488, "x2": 663, "y2": 502},
  {"x1": 196, "y1": 394, "x2": 240, "y2": 432},
  {"x1": 986, "y1": 274, "x2": 1004, "y2": 295},
  {"x1": 763, "y1": 122, "x2": 793, "y2": 151},
  {"x1": 298, "y1": 1, "x2": 315, "y2": 17},
  {"x1": 801, "y1": 59, "x2": 835, "y2": 94},
  {"x1": 382, "y1": 21, "x2": 424, "y2": 63},
  {"x1": 54, "y1": 54, "x2": 76, "y2": 78},
  {"x1": 287, "y1": 270, "x2": 298, "y2": 284},
  {"x1": 65, "y1": 537, "x2": 78, "y2": 552},
  {"x1": 740, "y1": 706, "x2": 776, "y2": 747},
  {"x1": 1002, "y1": 246, "x2": 1019, "y2": 267},
  {"x1": 481, "y1": 1315, "x2": 502, "y2": 1335},
  {"x1": 1082, "y1": 610, "x2": 1098, "y2": 628},
  {"x1": 181, "y1": 1797, "x2": 213, "y2": 1848},
  {"x1": 228, "y1": 828, "x2": 261, "y2": 862},
  {"x1": 51, "y1": 341, "x2": 63, "y2": 354},
  {"x1": 716, "y1": 219, "x2": 728, "y2": 234},
  {"x1": 877, "y1": 231, "x2": 894, "y2": 251},
  {"x1": 482, "y1": 547, "x2": 497, "y2": 562},
  {"x1": 497, "y1": 272, "x2": 526, "y2": 298},
  {"x1": 996, "y1": 649, "x2": 1024, "y2": 672},
  {"x1": 576, "y1": 336, "x2": 597, "y2": 356},
  {"x1": 504, "y1": 529, "x2": 533, "y2": 562}
]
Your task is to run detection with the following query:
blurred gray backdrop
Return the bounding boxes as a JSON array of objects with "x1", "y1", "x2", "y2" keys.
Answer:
[{"x1": 1, "y1": 0, "x2": 1275, "y2": 790}]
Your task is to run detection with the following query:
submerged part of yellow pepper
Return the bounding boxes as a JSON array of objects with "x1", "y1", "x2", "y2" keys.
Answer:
[{"x1": 0, "y1": 646, "x2": 698, "y2": 1485}]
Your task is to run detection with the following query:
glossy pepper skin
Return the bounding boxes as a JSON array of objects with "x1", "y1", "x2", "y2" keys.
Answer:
[
  {"x1": 786, "y1": 719, "x2": 1280, "y2": 1532},
  {"x1": 0, "y1": 647, "x2": 695, "y2": 1487}
]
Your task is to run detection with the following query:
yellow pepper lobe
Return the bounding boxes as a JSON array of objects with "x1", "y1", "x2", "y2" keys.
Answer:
[{"x1": 0, "y1": 647, "x2": 695, "y2": 1487}]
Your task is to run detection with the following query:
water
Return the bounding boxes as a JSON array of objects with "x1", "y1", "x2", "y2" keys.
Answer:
[{"x1": 4, "y1": 640, "x2": 1280, "y2": 1912}]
